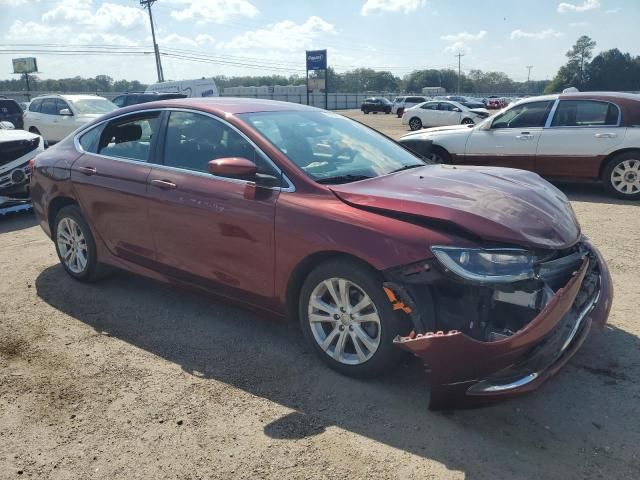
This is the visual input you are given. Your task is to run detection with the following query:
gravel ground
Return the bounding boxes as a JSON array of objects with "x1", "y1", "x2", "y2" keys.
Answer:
[{"x1": 1, "y1": 110, "x2": 639, "y2": 479}]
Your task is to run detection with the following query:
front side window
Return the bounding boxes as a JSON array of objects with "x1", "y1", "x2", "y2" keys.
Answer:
[
  {"x1": 55, "y1": 99, "x2": 70, "y2": 114},
  {"x1": 551, "y1": 100, "x2": 619, "y2": 127},
  {"x1": 238, "y1": 110, "x2": 424, "y2": 184},
  {"x1": 491, "y1": 101, "x2": 554, "y2": 129},
  {"x1": 29, "y1": 99, "x2": 41, "y2": 112},
  {"x1": 163, "y1": 111, "x2": 278, "y2": 179},
  {"x1": 98, "y1": 113, "x2": 160, "y2": 162},
  {"x1": 112, "y1": 96, "x2": 125, "y2": 108},
  {"x1": 40, "y1": 99, "x2": 59, "y2": 116}
]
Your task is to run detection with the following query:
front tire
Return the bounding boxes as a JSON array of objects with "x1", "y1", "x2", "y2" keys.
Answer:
[
  {"x1": 299, "y1": 260, "x2": 407, "y2": 378},
  {"x1": 461, "y1": 117, "x2": 475, "y2": 125},
  {"x1": 603, "y1": 152, "x2": 640, "y2": 199},
  {"x1": 408, "y1": 117, "x2": 422, "y2": 131},
  {"x1": 362, "y1": 109, "x2": 369, "y2": 114},
  {"x1": 53, "y1": 205, "x2": 106, "y2": 282}
]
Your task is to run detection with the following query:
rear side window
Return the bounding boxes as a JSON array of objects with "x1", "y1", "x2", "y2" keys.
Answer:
[
  {"x1": 111, "y1": 96, "x2": 125, "y2": 108},
  {"x1": 421, "y1": 102, "x2": 438, "y2": 110},
  {"x1": 551, "y1": 100, "x2": 619, "y2": 127},
  {"x1": 98, "y1": 112, "x2": 160, "y2": 162},
  {"x1": 78, "y1": 124, "x2": 105, "y2": 153}
]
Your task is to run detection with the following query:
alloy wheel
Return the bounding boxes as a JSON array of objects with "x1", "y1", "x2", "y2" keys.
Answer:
[
  {"x1": 308, "y1": 277, "x2": 381, "y2": 365},
  {"x1": 610, "y1": 159, "x2": 640, "y2": 195},
  {"x1": 56, "y1": 217, "x2": 88, "y2": 274},
  {"x1": 409, "y1": 118, "x2": 421, "y2": 130}
]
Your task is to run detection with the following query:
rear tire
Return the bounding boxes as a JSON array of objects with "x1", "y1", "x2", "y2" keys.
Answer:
[
  {"x1": 53, "y1": 205, "x2": 109, "y2": 282},
  {"x1": 397, "y1": 108, "x2": 404, "y2": 118},
  {"x1": 602, "y1": 152, "x2": 640, "y2": 200},
  {"x1": 363, "y1": 109, "x2": 369, "y2": 114},
  {"x1": 408, "y1": 117, "x2": 422, "y2": 131},
  {"x1": 385, "y1": 107, "x2": 391, "y2": 114},
  {"x1": 299, "y1": 260, "x2": 407, "y2": 378},
  {"x1": 461, "y1": 118, "x2": 475, "y2": 125}
]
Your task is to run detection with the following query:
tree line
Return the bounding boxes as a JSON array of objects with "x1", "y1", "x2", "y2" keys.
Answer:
[{"x1": 0, "y1": 36, "x2": 637, "y2": 95}]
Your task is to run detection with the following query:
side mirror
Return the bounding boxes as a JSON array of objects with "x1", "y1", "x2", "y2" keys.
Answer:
[
  {"x1": 208, "y1": 157, "x2": 257, "y2": 179},
  {"x1": 452, "y1": 107, "x2": 462, "y2": 112},
  {"x1": 59, "y1": 108, "x2": 73, "y2": 116}
]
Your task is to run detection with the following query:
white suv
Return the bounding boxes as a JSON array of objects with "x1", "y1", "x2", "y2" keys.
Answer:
[
  {"x1": 23, "y1": 94, "x2": 117, "y2": 143},
  {"x1": 391, "y1": 96, "x2": 428, "y2": 117}
]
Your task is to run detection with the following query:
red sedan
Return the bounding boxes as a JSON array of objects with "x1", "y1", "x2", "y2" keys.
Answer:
[{"x1": 30, "y1": 98, "x2": 612, "y2": 408}]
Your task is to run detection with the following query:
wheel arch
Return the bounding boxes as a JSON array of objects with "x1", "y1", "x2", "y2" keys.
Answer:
[
  {"x1": 285, "y1": 250, "x2": 378, "y2": 326},
  {"x1": 48, "y1": 196, "x2": 78, "y2": 239},
  {"x1": 599, "y1": 148, "x2": 640, "y2": 179}
]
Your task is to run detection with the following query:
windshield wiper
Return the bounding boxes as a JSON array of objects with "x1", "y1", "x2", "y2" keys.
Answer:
[
  {"x1": 389, "y1": 164, "x2": 424, "y2": 174},
  {"x1": 316, "y1": 174, "x2": 373, "y2": 184}
]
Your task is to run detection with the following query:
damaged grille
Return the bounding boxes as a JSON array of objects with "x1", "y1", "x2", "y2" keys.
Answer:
[{"x1": 0, "y1": 137, "x2": 40, "y2": 166}]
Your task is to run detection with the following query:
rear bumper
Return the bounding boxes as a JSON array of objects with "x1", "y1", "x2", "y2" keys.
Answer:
[{"x1": 393, "y1": 239, "x2": 613, "y2": 409}]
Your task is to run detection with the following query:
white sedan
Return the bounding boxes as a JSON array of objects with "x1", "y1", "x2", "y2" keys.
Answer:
[
  {"x1": 0, "y1": 122, "x2": 44, "y2": 206},
  {"x1": 401, "y1": 100, "x2": 489, "y2": 131}
]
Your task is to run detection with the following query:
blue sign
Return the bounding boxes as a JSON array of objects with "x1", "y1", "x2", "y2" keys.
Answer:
[{"x1": 306, "y1": 50, "x2": 327, "y2": 71}]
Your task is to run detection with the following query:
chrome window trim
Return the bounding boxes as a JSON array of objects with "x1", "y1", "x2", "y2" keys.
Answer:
[
  {"x1": 490, "y1": 98, "x2": 557, "y2": 130},
  {"x1": 73, "y1": 107, "x2": 296, "y2": 192},
  {"x1": 544, "y1": 99, "x2": 622, "y2": 129}
]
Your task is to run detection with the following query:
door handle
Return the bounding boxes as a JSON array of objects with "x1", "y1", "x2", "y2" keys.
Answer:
[
  {"x1": 78, "y1": 166, "x2": 97, "y2": 176},
  {"x1": 516, "y1": 134, "x2": 534, "y2": 140},
  {"x1": 595, "y1": 133, "x2": 617, "y2": 138},
  {"x1": 151, "y1": 179, "x2": 177, "y2": 190}
]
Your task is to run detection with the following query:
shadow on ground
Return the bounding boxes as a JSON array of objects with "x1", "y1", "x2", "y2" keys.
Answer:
[
  {"x1": 0, "y1": 208, "x2": 37, "y2": 234},
  {"x1": 35, "y1": 265, "x2": 640, "y2": 479},
  {"x1": 553, "y1": 181, "x2": 639, "y2": 206}
]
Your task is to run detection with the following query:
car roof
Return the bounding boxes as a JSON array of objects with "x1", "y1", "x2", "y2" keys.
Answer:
[
  {"x1": 33, "y1": 94, "x2": 107, "y2": 101},
  {"x1": 106, "y1": 97, "x2": 321, "y2": 117}
]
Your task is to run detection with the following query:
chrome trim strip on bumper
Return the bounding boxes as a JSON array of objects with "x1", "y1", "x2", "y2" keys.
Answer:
[{"x1": 469, "y1": 276, "x2": 601, "y2": 394}]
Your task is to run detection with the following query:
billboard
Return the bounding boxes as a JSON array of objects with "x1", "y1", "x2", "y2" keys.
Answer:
[
  {"x1": 12, "y1": 57, "x2": 38, "y2": 74},
  {"x1": 306, "y1": 50, "x2": 327, "y2": 71}
]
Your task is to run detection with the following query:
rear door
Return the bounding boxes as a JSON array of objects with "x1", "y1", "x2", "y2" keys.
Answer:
[
  {"x1": 37, "y1": 98, "x2": 60, "y2": 141},
  {"x1": 436, "y1": 102, "x2": 462, "y2": 126},
  {"x1": 71, "y1": 111, "x2": 160, "y2": 263},
  {"x1": 536, "y1": 99, "x2": 625, "y2": 178},
  {"x1": 462, "y1": 100, "x2": 554, "y2": 170},
  {"x1": 146, "y1": 110, "x2": 281, "y2": 299}
]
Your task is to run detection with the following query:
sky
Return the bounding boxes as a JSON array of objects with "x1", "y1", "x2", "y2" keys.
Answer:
[{"x1": 0, "y1": 0, "x2": 638, "y2": 84}]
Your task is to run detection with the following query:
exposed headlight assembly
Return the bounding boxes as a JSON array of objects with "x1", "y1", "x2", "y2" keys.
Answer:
[{"x1": 431, "y1": 246, "x2": 536, "y2": 284}]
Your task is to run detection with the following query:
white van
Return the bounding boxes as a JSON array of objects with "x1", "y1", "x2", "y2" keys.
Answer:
[{"x1": 145, "y1": 78, "x2": 219, "y2": 98}]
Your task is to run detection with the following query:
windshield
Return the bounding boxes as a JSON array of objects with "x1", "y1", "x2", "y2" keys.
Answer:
[
  {"x1": 70, "y1": 99, "x2": 117, "y2": 115},
  {"x1": 238, "y1": 110, "x2": 424, "y2": 183}
]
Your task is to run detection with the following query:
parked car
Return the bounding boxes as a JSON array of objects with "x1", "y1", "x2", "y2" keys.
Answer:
[
  {"x1": 441, "y1": 95, "x2": 486, "y2": 109},
  {"x1": 361, "y1": 97, "x2": 392, "y2": 114},
  {"x1": 487, "y1": 96, "x2": 507, "y2": 109},
  {"x1": 19, "y1": 101, "x2": 30, "y2": 112},
  {"x1": 24, "y1": 94, "x2": 117, "y2": 144},
  {"x1": 111, "y1": 92, "x2": 187, "y2": 108},
  {"x1": 401, "y1": 100, "x2": 489, "y2": 130},
  {"x1": 0, "y1": 121, "x2": 44, "y2": 206},
  {"x1": 399, "y1": 92, "x2": 640, "y2": 199},
  {"x1": 146, "y1": 78, "x2": 219, "y2": 98},
  {"x1": 30, "y1": 98, "x2": 612, "y2": 409},
  {"x1": 0, "y1": 96, "x2": 24, "y2": 130},
  {"x1": 391, "y1": 96, "x2": 428, "y2": 117}
]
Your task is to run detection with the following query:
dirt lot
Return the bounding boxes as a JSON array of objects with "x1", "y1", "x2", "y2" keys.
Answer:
[{"x1": 1, "y1": 111, "x2": 639, "y2": 479}]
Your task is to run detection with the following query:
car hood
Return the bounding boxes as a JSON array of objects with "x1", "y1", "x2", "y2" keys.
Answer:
[
  {"x1": 0, "y1": 129, "x2": 40, "y2": 142},
  {"x1": 400, "y1": 124, "x2": 474, "y2": 140},
  {"x1": 329, "y1": 165, "x2": 580, "y2": 250}
]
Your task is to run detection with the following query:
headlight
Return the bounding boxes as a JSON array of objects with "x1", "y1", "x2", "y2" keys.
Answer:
[{"x1": 431, "y1": 246, "x2": 536, "y2": 284}]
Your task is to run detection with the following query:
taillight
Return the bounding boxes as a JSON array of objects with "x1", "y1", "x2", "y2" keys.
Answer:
[{"x1": 28, "y1": 156, "x2": 36, "y2": 173}]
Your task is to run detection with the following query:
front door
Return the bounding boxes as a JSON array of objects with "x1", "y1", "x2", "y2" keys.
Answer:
[
  {"x1": 71, "y1": 111, "x2": 160, "y2": 263},
  {"x1": 146, "y1": 110, "x2": 280, "y2": 299},
  {"x1": 536, "y1": 99, "x2": 625, "y2": 178},
  {"x1": 461, "y1": 100, "x2": 554, "y2": 170}
]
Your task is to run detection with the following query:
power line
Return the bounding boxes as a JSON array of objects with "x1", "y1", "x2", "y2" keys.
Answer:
[{"x1": 140, "y1": 0, "x2": 164, "y2": 82}]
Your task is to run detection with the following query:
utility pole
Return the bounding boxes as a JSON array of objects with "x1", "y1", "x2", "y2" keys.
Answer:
[
  {"x1": 140, "y1": 0, "x2": 164, "y2": 83},
  {"x1": 526, "y1": 65, "x2": 533, "y2": 94},
  {"x1": 455, "y1": 52, "x2": 464, "y2": 94}
]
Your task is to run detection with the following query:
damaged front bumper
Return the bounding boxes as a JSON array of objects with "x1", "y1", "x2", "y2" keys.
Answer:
[{"x1": 386, "y1": 238, "x2": 613, "y2": 409}]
